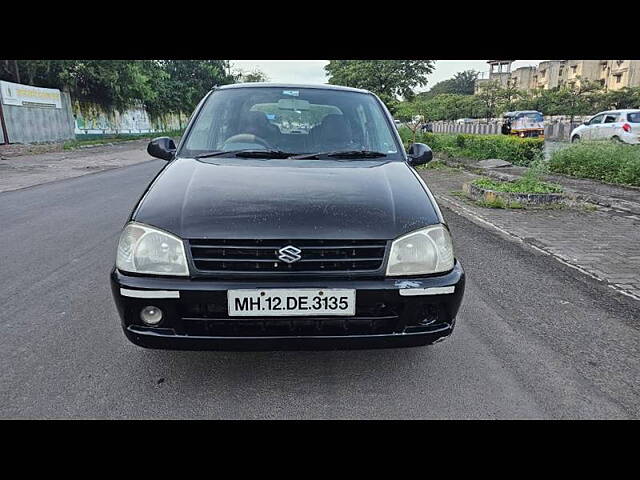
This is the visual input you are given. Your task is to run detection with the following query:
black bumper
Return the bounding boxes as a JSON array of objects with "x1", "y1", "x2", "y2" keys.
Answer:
[{"x1": 111, "y1": 262, "x2": 465, "y2": 351}]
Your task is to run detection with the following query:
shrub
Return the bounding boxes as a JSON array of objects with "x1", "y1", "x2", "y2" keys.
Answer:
[
  {"x1": 472, "y1": 177, "x2": 563, "y2": 194},
  {"x1": 402, "y1": 131, "x2": 544, "y2": 166},
  {"x1": 548, "y1": 141, "x2": 640, "y2": 187}
]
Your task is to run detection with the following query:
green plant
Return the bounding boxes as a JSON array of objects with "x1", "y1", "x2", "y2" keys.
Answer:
[
  {"x1": 419, "y1": 159, "x2": 451, "y2": 170},
  {"x1": 472, "y1": 177, "x2": 563, "y2": 194},
  {"x1": 405, "y1": 132, "x2": 544, "y2": 166},
  {"x1": 324, "y1": 60, "x2": 435, "y2": 111},
  {"x1": 549, "y1": 141, "x2": 640, "y2": 186}
]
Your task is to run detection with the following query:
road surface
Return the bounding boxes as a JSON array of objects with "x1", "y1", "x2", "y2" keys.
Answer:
[{"x1": 1, "y1": 160, "x2": 638, "y2": 419}]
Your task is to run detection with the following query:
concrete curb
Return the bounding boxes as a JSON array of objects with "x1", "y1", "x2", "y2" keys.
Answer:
[{"x1": 462, "y1": 182, "x2": 565, "y2": 206}]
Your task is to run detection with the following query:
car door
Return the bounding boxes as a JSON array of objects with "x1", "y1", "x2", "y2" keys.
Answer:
[
  {"x1": 601, "y1": 113, "x2": 620, "y2": 139},
  {"x1": 584, "y1": 113, "x2": 605, "y2": 140}
]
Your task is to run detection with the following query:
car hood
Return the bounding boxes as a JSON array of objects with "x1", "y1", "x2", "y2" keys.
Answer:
[{"x1": 133, "y1": 157, "x2": 441, "y2": 240}]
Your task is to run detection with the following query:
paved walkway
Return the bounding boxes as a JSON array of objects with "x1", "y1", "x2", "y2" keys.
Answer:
[
  {"x1": 0, "y1": 139, "x2": 154, "y2": 193},
  {"x1": 420, "y1": 165, "x2": 640, "y2": 301},
  {"x1": 441, "y1": 155, "x2": 640, "y2": 215}
]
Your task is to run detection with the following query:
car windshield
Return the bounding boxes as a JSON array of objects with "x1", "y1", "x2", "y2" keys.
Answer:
[
  {"x1": 179, "y1": 86, "x2": 401, "y2": 158},
  {"x1": 517, "y1": 112, "x2": 543, "y2": 122},
  {"x1": 627, "y1": 112, "x2": 640, "y2": 123}
]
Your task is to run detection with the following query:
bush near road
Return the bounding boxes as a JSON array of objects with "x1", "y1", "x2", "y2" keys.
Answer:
[
  {"x1": 473, "y1": 177, "x2": 563, "y2": 194},
  {"x1": 549, "y1": 141, "x2": 640, "y2": 187},
  {"x1": 399, "y1": 128, "x2": 544, "y2": 166}
]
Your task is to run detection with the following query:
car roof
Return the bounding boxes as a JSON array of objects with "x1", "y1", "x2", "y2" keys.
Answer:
[
  {"x1": 597, "y1": 109, "x2": 640, "y2": 114},
  {"x1": 504, "y1": 110, "x2": 542, "y2": 116},
  {"x1": 216, "y1": 82, "x2": 372, "y2": 94}
]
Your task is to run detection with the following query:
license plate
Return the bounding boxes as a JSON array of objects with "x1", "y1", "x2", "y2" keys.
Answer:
[{"x1": 227, "y1": 289, "x2": 356, "y2": 317}]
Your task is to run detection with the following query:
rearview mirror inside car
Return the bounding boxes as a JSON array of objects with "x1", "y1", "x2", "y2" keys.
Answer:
[{"x1": 277, "y1": 99, "x2": 310, "y2": 111}]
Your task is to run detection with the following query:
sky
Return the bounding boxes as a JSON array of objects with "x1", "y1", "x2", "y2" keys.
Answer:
[
  {"x1": 231, "y1": 60, "x2": 543, "y2": 92},
  {"x1": 231, "y1": 60, "x2": 542, "y2": 91}
]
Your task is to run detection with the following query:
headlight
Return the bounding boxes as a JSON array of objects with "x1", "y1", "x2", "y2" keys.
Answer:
[
  {"x1": 116, "y1": 222, "x2": 189, "y2": 276},
  {"x1": 386, "y1": 225, "x2": 454, "y2": 276}
]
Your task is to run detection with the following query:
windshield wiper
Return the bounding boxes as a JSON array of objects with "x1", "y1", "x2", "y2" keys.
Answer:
[
  {"x1": 290, "y1": 150, "x2": 388, "y2": 160},
  {"x1": 196, "y1": 149, "x2": 294, "y2": 159}
]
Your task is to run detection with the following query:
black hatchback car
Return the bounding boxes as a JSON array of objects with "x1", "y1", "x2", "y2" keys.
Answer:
[{"x1": 111, "y1": 83, "x2": 465, "y2": 350}]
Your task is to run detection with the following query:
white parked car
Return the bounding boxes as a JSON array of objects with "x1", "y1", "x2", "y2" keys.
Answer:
[{"x1": 570, "y1": 109, "x2": 640, "y2": 144}]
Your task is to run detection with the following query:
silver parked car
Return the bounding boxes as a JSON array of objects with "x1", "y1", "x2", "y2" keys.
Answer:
[{"x1": 570, "y1": 109, "x2": 640, "y2": 144}]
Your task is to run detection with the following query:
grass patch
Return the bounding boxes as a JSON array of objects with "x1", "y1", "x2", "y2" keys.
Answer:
[
  {"x1": 63, "y1": 130, "x2": 184, "y2": 151},
  {"x1": 418, "y1": 159, "x2": 452, "y2": 170},
  {"x1": 548, "y1": 141, "x2": 640, "y2": 187},
  {"x1": 399, "y1": 128, "x2": 544, "y2": 166},
  {"x1": 472, "y1": 176, "x2": 563, "y2": 194}
]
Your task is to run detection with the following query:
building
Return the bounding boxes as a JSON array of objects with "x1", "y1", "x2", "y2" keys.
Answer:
[
  {"x1": 603, "y1": 60, "x2": 640, "y2": 91},
  {"x1": 532, "y1": 61, "x2": 564, "y2": 90},
  {"x1": 563, "y1": 60, "x2": 601, "y2": 88},
  {"x1": 474, "y1": 60, "x2": 640, "y2": 94},
  {"x1": 510, "y1": 66, "x2": 536, "y2": 91},
  {"x1": 474, "y1": 60, "x2": 515, "y2": 93}
]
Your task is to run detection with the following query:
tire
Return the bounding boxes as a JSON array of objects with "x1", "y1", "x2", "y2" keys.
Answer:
[
  {"x1": 571, "y1": 135, "x2": 581, "y2": 143},
  {"x1": 611, "y1": 136, "x2": 624, "y2": 144}
]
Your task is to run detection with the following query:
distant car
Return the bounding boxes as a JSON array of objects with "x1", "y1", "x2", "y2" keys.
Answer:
[
  {"x1": 394, "y1": 119, "x2": 402, "y2": 128},
  {"x1": 455, "y1": 118, "x2": 474, "y2": 124},
  {"x1": 570, "y1": 109, "x2": 640, "y2": 144}
]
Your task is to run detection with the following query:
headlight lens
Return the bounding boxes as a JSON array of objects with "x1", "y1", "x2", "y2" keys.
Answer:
[
  {"x1": 386, "y1": 225, "x2": 454, "y2": 276},
  {"x1": 116, "y1": 222, "x2": 189, "y2": 276}
]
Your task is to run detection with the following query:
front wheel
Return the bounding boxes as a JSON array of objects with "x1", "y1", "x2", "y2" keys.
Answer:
[
  {"x1": 571, "y1": 135, "x2": 581, "y2": 143},
  {"x1": 611, "y1": 136, "x2": 624, "y2": 144}
]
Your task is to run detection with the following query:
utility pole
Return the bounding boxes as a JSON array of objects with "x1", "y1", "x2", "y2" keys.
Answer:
[
  {"x1": 0, "y1": 98, "x2": 9, "y2": 144},
  {"x1": 12, "y1": 60, "x2": 20, "y2": 84}
]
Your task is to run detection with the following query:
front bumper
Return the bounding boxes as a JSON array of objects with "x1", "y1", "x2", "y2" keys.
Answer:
[
  {"x1": 620, "y1": 132, "x2": 639, "y2": 144},
  {"x1": 512, "y1": 129, "x2": 544, "y2": 138},
  {"x1": 110, "y1": 262, "x2": 465, "y2": 351}
]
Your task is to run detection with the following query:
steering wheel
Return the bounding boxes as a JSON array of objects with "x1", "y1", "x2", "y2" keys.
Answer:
[{"x1": 223, "y1": 134, "x2": 271, "y2": 149}]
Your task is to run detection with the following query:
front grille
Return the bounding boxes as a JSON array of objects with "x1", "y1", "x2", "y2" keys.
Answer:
[
  {"x1": 178, "y1": 292, "x2": 403, "y2": 337},
  {"x1": 181, "y1": 316, "x2": 400, "y2": 337},
  {"x1": 189, "y1": 239, "x2": 387, "y2": 273}
]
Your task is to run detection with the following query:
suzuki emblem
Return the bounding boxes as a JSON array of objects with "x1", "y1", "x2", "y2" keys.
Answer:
[{"x1": 277, "y1": 245, "x2": 302, "y2": 264}]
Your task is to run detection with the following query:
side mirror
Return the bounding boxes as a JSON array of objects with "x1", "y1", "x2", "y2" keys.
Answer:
[
  {"x1": 407, "y1": 142, "x2": 433, "y2": 166},
  {"x1": 147, "y1": 137, "x2": 176, "y2": 161}
]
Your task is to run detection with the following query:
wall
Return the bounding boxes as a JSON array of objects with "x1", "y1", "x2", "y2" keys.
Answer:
[
  {"x1": 73, "y1": 101, "x2": 188, "y2": 136},
  {"x1": 0, "y1": 90, "x2": 75, "y2": 144},
  {"x1": 430, "y1": 119, "x2": 585, "y2": 141}
]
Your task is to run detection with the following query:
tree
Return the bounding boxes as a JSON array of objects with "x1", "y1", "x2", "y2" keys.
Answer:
[
  {"x1": 395, "y1": 100, "x2": 431, "y2": 143},
  {"x1": 421, "y1": 70, "x2": 479, "y2": 98},
  {"x1": 498, "y1": 78, "x2": 523, "y2": 113},
  {"x1": 451, "y1": 70, "x2": 480, "y2": 95},
  {"x1": 395, "y1": 93, "x2": 484, "y2": 125},
  {"x1": 234, "y1": 68, "x2": 269, "y2": 83},
  {"x1": 594, "y1": 87, "x2": 640, "y2": 110},
  {"x1": 0, "y1": 59, "x2": 236, "y2": 117},
  {"x1": 539, "y1": 78, "x2": 603, "y2": 122},
  {"x1": 324, "y1": 60, "x2": 435, "y2": 112},
  {"x1": 476, "y1": 81, "x2": 504, "y2": 120}
]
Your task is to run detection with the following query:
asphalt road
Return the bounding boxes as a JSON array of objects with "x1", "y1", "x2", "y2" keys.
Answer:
[{"x1": 1, "y1": 160, "x2": 639, "y2": 419}]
